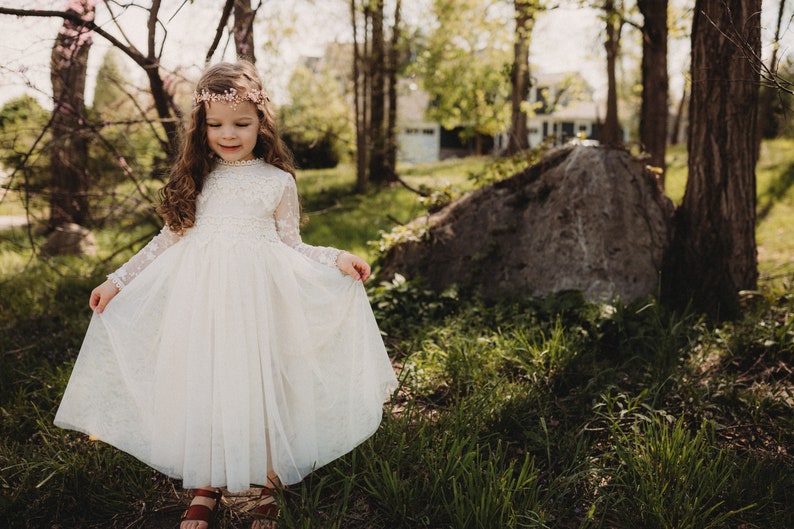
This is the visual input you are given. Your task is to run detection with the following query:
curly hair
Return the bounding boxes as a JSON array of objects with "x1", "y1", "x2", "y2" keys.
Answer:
[{"x1": 157, "y1": 61, "x2": 296, "y2": 234}]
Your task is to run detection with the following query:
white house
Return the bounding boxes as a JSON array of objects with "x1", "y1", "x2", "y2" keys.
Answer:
[
  {"x1": 396, "y1": 80, "x2": 441, "y2": 164},
  {"x1": 525, "y1": 71, "x2": 605, "y2": 146},
  {"x1": 399, "y1": 70, "x2": 605, "y2": 163}
]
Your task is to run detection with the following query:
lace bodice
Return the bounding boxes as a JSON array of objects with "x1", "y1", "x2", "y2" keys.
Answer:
[{"x1": 108, "y1": 160, "x2": 341, "y2": 289}]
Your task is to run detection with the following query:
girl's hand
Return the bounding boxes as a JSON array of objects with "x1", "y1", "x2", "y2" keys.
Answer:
[
  {"x1": 89, "y1": 279, "x2": 120, "y2": 313},
  {"x1": 337, "y1": 251, "x2": 371, "y2": 282}
]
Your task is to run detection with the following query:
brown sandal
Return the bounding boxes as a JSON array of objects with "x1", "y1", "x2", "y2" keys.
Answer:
[
  {"x1": 251, "y1": 486, "x2": 280, "y2": 523},
  {"x1": 181, "y1": 488, "x2": 222, "y2": 527}
]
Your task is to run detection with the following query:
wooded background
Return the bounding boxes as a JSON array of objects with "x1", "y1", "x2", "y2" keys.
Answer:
[{"x1": 0, "y1": 0, "x2": 792, "y2": 319}]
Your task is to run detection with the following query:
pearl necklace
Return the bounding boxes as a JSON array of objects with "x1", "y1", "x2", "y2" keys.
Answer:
[{"x1": 216, "y1": 158, "x2": 262, "y2": 166}]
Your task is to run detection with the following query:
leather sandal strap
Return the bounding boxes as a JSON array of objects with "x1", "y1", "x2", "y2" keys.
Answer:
[
  {"x1": 182, "y1": 503, "x2": 214, "y2": 523},
  {"x1": 253, "y1": 487, "x2": 280, "y2": 519},
  {"x1": 259, "y1": 486, "x2": 276, "y2": 498},
  {"x1": 191, "y1": 488, "x2": 222, "y2": 500},
  {"x1": 253, "y1": 501, "x2": 279, "y2": 519}
]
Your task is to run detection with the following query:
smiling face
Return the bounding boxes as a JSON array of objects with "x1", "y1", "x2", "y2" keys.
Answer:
[{"x1": 205, "y1": 100, "x2": 260, "y2": 163}]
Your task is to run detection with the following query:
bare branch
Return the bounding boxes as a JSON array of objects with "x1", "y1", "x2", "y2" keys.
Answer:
[
  {"x1": 205, "y1": 0, "x2": 235, "y2": 65},
  {"x1": 0, "y1": 8, "x2": 152, "y2": 70},
  {"x1": 100, "y1": 0, "x2": 144, "y2": 57}
]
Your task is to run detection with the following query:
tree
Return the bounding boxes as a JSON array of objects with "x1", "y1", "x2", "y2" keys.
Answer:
[
  {"x1": 279, "y1": 64, "x2": 354, "y2": 169},
  {"x1": 756, "y1": 0, "x2": 788, "y2": 147},
  {"x1": 368, "y1": 0, "x2": 387, "y2": 183},
  {"x1": 0, "y1": 96, "x2": 52, "y2": 203},
  {"x1": 350, "y1": 0, "x2": 402, "y2": 191},
  {"x1": 417, "y1": 0, "x2": 512, "y2": 153},
  {"x1": 599, "y1": 0, "x2": 624, "y2": 145},
  {"x1": 637, "y1": 0, "x2": 668, "y2": 180},
  {"x1": 48, "y1": 0, "x2": 95, "y2": 230},
  {"x1": 662, "y1": 0, "x2": 762, "y2": 320},
  {"x1": 233, "y1": 0, "x2": 257, "y2": 62},
  {"x1": 384, "y1": 0, "x2": 402, "y2": 177},
  {"x1": 506, "y1": 0, "x2": 542, "y2": 154}
]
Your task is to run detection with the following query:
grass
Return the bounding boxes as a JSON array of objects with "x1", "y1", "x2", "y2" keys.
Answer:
[{"x1": 0, "y1": 141, "x2": 793, "y2": 528}]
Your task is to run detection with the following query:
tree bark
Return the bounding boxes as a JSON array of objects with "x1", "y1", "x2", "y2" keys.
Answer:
[
  {"x1": 351, "y1": 0, "x2": 368, "y2": 192},
  {"x1": 662, "y1": 0, "x2": 761, "y2": 320},
  {"x1": 368, "y1": 0, "x2": 387, "y2": 185},
  {"x1": 756, "y1": 0, "x2": 786, "y2": 150},
  {"x1": 233, "y1": 0, "x2": 256, "y2": 62},
  {"x1": 669, "y1": 80, "x2": 687, "y2": 145},
  {"x1": 637, "y1": 0, "x2": 668, "y2": 183},
  {"x1": 48, "y1": 0, "x2": 94, "y2": 230},
  {"x1": 600, "y1": 0, "x2": 623, "y2": 146},
  {"x1": 384, "y1": 0, "x2": 401, "y2": 182},
  {"x1": 506, "y1": 0, "x2": 535, "y2": 154}
]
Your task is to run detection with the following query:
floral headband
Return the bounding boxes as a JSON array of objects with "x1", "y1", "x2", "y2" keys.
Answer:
[{"x1": 192, "y1": 87, "x2": 269, "y2": 110}]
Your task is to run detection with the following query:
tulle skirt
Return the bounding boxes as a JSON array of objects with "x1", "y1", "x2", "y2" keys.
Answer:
[{"x1": 54, "y1": 235, "x2": 397, "y2": 492}]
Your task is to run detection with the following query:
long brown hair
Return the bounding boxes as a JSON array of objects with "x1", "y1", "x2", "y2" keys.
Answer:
[{"x1": 157, "y1": 61, "x2": 296, "y2": 234}]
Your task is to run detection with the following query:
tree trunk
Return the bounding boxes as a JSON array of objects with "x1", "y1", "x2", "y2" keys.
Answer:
[
  {"x1": 756, "y1": 0, "x2": 786, "y2": 151},
  {"x1": 600, "y1": 0, "x2": 622, "y2": 146},
  {"x1": 48, "y1": 0, "x2": 94, "y2": 230},
  {"x1": 233, "y1": 0, "x2": 256, "y2": 62},
  {"x1": 384, "y1": 0, "x2": 401, "y2": 182},
  {"x1": 662, "y1": 0, "x2": 761, "y2": 320},
  {"x1": 351, "y1": 0, "x2": 368, "y2": 192},
  {"x1": 669, "y1": 80, "x2": 687, "y2": 145},
  {"x1": 368, "y1": 0, "x2": 387, "y2": 185},
  {"x1": 637, "y1": 0, "x2": 668, "y2": 184},
  {"x1": 506, "y1": 0, "x2": 535, "y2": 154}
]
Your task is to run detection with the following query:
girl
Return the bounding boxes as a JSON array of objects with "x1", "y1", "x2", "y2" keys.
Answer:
[{"x1": 54, "y1": 61, "x2": 398, "y2": 529}]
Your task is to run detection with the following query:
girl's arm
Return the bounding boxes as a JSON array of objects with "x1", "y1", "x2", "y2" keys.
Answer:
[
  {"x1": 91, "y1": 226, "x2": 181, "y2": 313},
  {"x1": 107, "y1": 226, "x2": 182, "y2": 290},
  {"x1": 274, "y1": 177, "x2": 370, "y2": 281}
]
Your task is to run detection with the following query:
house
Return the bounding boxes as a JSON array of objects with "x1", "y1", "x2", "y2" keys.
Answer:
[
  {"x1": 396, "y1": 79, "x2": 495, "y2": 163},
  {"x1": 396, "y1": 80, "x2": 441, "y2": 164},
  {"x1": 399, "y1": 70, "x2": 605, "y2": 163},
  {"x1": 524, "y1": 71, "x2": 604, "y2": 146}
]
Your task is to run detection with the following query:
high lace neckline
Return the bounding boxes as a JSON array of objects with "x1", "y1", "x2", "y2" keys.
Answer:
[{"x1": 216, "y1": 158, "x2": 263, "y2": 166}]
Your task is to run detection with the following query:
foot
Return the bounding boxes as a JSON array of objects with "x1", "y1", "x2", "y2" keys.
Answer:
[
  {"x1": 181, "y1": 488, "x2": 222, "y2": 529},
  {"x1": 251, "y1": 486, "x2": 279, "y2": 529}
]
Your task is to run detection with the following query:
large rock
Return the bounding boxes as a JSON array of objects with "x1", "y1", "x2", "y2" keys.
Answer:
[{"x1": 379, "y1": 143, "x2": 675, "y2": 302}]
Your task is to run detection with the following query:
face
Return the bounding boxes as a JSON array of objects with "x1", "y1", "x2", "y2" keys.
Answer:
[{"x1": 205, "y1": 100, "x2": 260, "y2": 163}]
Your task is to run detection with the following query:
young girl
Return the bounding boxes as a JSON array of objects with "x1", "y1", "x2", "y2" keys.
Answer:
[{"x1": 54, "y1": 61, "x2": 398, "y2": 529}]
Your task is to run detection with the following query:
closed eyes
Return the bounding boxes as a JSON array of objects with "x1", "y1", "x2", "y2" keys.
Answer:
[{"x1": 207, "y1": 123, "x2": 253, "y2": 128}]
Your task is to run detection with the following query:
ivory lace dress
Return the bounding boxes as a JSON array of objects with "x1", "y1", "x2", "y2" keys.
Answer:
[{"x1": 54, "y1": 159, "x2": 398, "y2": 492}]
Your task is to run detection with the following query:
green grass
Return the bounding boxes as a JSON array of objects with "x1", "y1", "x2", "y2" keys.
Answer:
[{"x1": 1, "y1": 141, "x2": 793, "y2": 528}]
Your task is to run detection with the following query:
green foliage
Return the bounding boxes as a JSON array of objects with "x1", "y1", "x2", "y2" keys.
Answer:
[
  {"x1": 413, "y1": 0, "x2": 512, "y2": 141},
  {"x1": 468, "y1": 139, "x2": 553, "y2": 187},
  {"x1": 607, "y1": 415, "x2": 751, "y2": 529},
  {"x1": 0, "y1": 95, "x2": 51, "y2": 201},
  {"x1": 279, "y1": 65, "x2": 354, "y2": 169}
]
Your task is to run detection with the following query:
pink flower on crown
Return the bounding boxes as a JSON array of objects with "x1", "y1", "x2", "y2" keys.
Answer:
[{"x1": 192, "y1": 87, "x2": 269, "y2": 110}]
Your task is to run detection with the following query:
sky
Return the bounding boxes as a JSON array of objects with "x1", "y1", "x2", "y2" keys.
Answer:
[{"x1": 0, "y1": 0, "x2": 791, "y2": 110}]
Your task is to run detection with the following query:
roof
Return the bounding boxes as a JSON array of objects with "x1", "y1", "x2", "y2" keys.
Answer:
[{"x1": 541, "y1": 99, "x2": 604, "y2": 121}]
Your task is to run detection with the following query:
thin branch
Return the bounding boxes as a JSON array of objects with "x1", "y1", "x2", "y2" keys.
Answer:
[
  {"x1": 100, "y1": 0, "x2": 144, "y2": 58},
  {"x1": 0, "y1": 8, "x2": 153, "y2": 70},
  {"x1": 205, "y1": 0, "x2": 235, "y2": 65},
  {"x1": 700, "y1": 5, "x2": 794, "y2": 95}
]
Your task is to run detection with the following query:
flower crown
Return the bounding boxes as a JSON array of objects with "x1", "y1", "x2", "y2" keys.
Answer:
[{"x1": 192, "y1": 87, "x2": 269, "y2": 110}]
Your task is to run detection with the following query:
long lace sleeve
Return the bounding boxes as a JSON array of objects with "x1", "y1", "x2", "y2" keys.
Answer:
[
  {"x1": 107, "y1": 226, "x2": 182, "y2": 289},
  {"x1": 274, "y1": 177, "x2": 341, "y2": 267}
]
